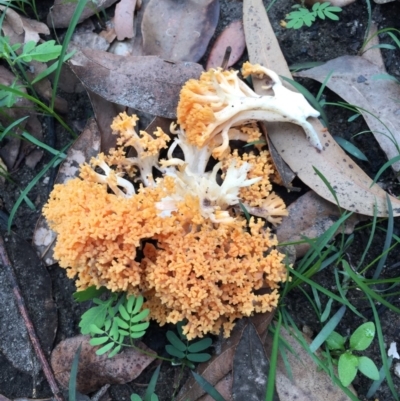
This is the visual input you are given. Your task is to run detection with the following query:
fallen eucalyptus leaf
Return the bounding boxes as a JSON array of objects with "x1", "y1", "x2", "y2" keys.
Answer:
[
  {"x1": 33, "y1": 118, "x2": 101, "y2": 265},
  {"x1": 51, "y1": 335, "x2": 156, "y2": 393},
  {"x1": 295, "y1": 55, "x2": 400, "y2": 174},
  {"x1": 142, "y1": 0, "x2": 219, "y2": 62},
  {"x1": 232, "y1": 323, "x2": 273, "y2": 401},
  {"x1": 243, "y1": 0, "x2": 400, "y2": 217},
  {"x1": 69, "y1": 48, "x2": 203, "y2": 118},
  {"x1": 177, "y1": 313, "x2": 274, "y2": 401},
  {"x1": 276, "y1": 191, "x2": 364, "y2": 258},
  {"x1": 0, "y1": 229, "x2": 57, "y2": 375},
  {"x1": 47, "y1": 0, "x2": 118, "y2": 29},
  {"x1": 206, "y1": 20, "x2": 246, "y2": 70}
]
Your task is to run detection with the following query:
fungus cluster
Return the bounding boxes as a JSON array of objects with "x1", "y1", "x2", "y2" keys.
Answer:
[{"x1": 44, "y1": 63, "x2": 318, "y2": 339}]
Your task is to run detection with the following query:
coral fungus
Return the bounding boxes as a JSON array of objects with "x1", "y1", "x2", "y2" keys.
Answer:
[{"x1": 44, "y1": 66, "x2": 294, "y2": 339}]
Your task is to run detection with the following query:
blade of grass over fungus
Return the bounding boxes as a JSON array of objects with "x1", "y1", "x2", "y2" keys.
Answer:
[
  {"x1": 373, "y1": 195, "x2": 393, "y2": 279},
  {"x1": 266, "y1": 312, "x2": 282, "y2": 401},
  {"x1": 280, "y1": 76, "x2": 329, "y2": 128},
  {"x1": 191, "y1": 371, "x2": 226, "y2": 401},
  {"x1": 309, "y1": 305, "x2": 346, "y2": 353},
  {"x1": 7, "y1": 143, "x2": 70, "y2": 232},
  {"x1": 51, "y1": 0, "x2": 89, "y2": 111},
  {"x1": 368, "y1": 295, "x2": 399, "y2": 401},
  {"x1": 342, "y1": 260, "x2": 400, "y2": 314}
]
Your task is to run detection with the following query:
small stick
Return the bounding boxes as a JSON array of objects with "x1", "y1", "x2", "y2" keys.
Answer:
[
  {"x1": 221, "y1": 46, "x2": 232, "y2": 70},
  {"x1": 91, "y1": 384, "x2": 110, "y2": 401},
  {"x1": 0, "y1": 234, "x2": 64, "y2": 401}
]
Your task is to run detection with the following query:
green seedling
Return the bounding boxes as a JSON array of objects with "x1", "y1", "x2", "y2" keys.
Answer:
[
  {"x1": 285, "y1": 2, "x2": 342, "y2": 29},
  {"x1": 326, "y1": 322, "x2": 379, "y2": 386},
  {"x1": 130, "y1": 365, "x2": 161, "y2": 401},
  {"x1": 165, "y1": 321, "x2": 212, "y2": 369},
  {"x1": 78, "y1": 291, "x2": 150, "y2": 358}
]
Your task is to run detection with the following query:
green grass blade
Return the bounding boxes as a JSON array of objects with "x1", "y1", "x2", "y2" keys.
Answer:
[
  {"x1": 373, "y1": 195, "x2": 393, "y2": 279},
  {"x1": 69, "y1": 344, "x2": 82, "y2": 401},
  {"x1": 0, "y1": 116, "x2": 29, "y2": 141},
  {"x1": 191, "y1": 371, "x2": 226, "y2": 401},
  {"x1": 342, "y1": 260, "x2": 400, "y2": 313},
  {"x1": 21, "y1": 131, "x2": 67, "y2": 158},
  {"x1": 371, "y1": 155, "x2": 400, "y2": 186},
  {"x1": 333, "y1": 136, "x2": 369, "y2": 162},
  {"x1": 144, "y1": 365, "x2": 161, "y2": 401},
  {"x1": 357, "y1": 202, "x2": 377, "y2": 271},
  {"x1": 7, "y1": 143, "x2": 70, "y2": 232},
  {"x1": 50, "y1": 0, "x2": 89, "y2": 110},
  {"x1": 265, "y1": 312, "x2": 281, "y2": 401},
  {"x1": 309, "y1": 305, "x2": 346, "y2": 352},
  {"x1": 368, "y1": 296, "x2": 399, "y2": 400}
]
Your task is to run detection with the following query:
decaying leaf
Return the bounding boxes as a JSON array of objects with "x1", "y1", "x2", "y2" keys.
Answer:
[
  {"x1": 295, "y1": 56, "x2": 400, "y2": 174},
  {"x1": 47, "y1": 0, "x2": 118, "y2": 29},
  {"x1": 0, "y1": 395, "x2": 11, "y2": 401},
  {"x1": 69, "y1": 48, "x2": 203, "y2": 118},
  {"x1": 115, "y1": 0, "x2": 137, "y2": 41},
  {"x1": 0, "y1": 229, "x2": 57, "y2": 376},
  {"x1": 276, "y1": 191, "x2": 364, "y2": 259},
  {"x1": 361, "y1": 23, "x2": 385, "y2": 70},
  {"x1": 265, "y1": 328, "x2": 356, "y2": 401},
  {"x1": 142, "y1": 0, "x2": 220, "y2": 62},
  {"x1": 232, "y1": 323, "x2": 273, "y2": 401},
  {"x1": 206, "y1": 20, "x2": 246, "y2": 70},
  {"x1": 33, "y1": 118, "x2": 101, "y2": 265},
  {"x1": 51, "y1": 335, "x2": 156, "y2": 393},
  {"x1": 243, "y1": 0, "x2": 400, "y2": 217},
  {"x1": 177, "y1": 313, "x2": 274, "y2": 401}
]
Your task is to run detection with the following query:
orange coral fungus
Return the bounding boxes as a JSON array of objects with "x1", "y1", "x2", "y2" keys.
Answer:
[{"x1": 44, "y1": 110, "x2": 289, "y2": 339}]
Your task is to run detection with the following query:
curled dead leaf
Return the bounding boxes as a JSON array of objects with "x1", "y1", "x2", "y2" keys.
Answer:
[{"x1": 51, "y1": 335, "x2": 156, "y2": 393}]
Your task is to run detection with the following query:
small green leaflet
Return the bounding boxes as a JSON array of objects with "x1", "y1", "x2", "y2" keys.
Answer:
[{"x1": 17, "y1": 40, "x2": 62, "y2": 63}]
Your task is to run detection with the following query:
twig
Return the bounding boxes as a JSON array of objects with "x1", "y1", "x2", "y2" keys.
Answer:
[
  {"x1": 91, "y1": 384, "x2": 110, "y2": 401},
  {"x1": 0, "y1": 234, "x2": 64, "y2": 401}
]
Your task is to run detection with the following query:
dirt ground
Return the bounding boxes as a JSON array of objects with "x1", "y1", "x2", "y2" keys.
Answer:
[{"x1": 1, "y1": 0, "x2": 400, "y2": 400}]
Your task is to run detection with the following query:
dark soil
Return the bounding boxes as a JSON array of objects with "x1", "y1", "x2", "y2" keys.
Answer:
[{"x1": 1, "y1": 0, "x2": 400, "y2": 400}]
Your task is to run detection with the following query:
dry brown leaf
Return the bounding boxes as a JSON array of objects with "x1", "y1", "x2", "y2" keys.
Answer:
[
  {"x1": 51, "y1": 335, "x2": 156, "y2": 393},
  {"x1": 295, "y1": 55, "x2": 400, "y2": 174},
  {"x1": 243, "y1": 0, "x2": 400, "y2": 217},
  {"x1": 0, "y1": 395, "x2": 11, "y2": 401},
  {"x1": 0, "y1": 7, "x2": 49, "y2": 45},
  {"x1": 142, "y1": 0, "x2": 220, "y2": 62},
  {"x1": 33, "y1": 118, "x2": 101, "y2": 265},
  {"x1": 276, "y1": 191, "x2": 365, "y2": 259},
  {"x1": 69, "y1": 48, "x2": 203, "y2": 118},
  {"x1": 265, "y1": 328, "x2": 356, "y2": 401},
  {"x1": 115, "y1": 0, "x2": 137, "y2": 40},
  {"x1": 47, "y1": 0, "x2": 118, "y2": 28},
  {"x1": 177, "y1": 313, "x2": 274, "y2": 401},
  {"x1": 206, "y1": 20, "x2": 246, "y2": 70}
]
